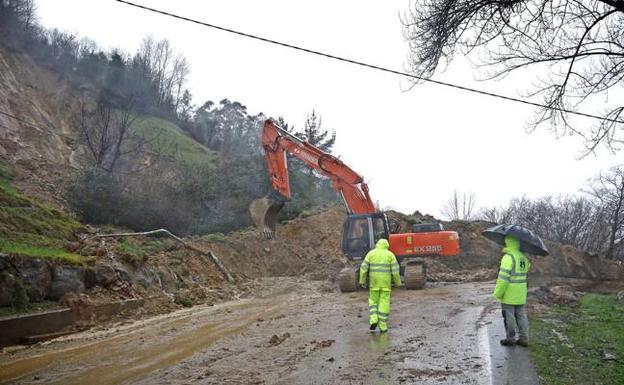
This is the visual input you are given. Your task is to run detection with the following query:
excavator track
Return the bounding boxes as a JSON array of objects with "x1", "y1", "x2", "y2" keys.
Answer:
[{"x1": 403, "y1": 261, "x2": 426, "y2": 290}]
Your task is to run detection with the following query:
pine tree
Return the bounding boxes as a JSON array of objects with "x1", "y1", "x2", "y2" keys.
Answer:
[{"x1": 300, "y1": 110, "x2": 335, "y2": 153}]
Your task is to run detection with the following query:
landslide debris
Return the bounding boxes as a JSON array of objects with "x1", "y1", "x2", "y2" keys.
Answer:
[{"x1": 5, "y1": 203, "x2": 623, "y2": 317}]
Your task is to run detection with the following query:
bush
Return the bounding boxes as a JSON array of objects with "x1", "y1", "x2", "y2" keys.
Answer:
[
  {"x1": 66, "y1": 149, "x2": 340, "y2": 236},
  {"x1": 174, "y1": 295, "x2": 193, "y2": 308}
]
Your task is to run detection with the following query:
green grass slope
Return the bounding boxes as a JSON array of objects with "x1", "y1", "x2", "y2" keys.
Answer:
[
  {"x1": 131, "y1": 116, "x2": 215, "y2": 167},
  {"x1": 0, "y1": 160, "x2": 83, "y2": 263}
]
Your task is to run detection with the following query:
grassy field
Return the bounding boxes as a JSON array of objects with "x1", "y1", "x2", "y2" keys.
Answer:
[
  {"x1": 130, "y1": 116, "x2": 215, "y2": 167},
  {"x1": 0, "y1": 160, "x2": 83, "y2": 263},
  {"x1": 530, "y1": 293, "x2": 624, "y2": 385}
]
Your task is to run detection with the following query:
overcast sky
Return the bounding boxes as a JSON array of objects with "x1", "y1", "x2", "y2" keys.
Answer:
[{"x1": 37, "y1": 0, "x2": 622, "y2": 217}]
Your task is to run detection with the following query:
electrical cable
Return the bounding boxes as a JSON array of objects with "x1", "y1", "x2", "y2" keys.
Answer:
[{"x1": 115, "y1": 0, "x2": 624, "y2": 125}]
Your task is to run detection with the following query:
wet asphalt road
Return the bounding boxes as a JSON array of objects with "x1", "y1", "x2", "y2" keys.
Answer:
[{"x1": 0, "y1": 279, "x2": 539, "y2": 385}]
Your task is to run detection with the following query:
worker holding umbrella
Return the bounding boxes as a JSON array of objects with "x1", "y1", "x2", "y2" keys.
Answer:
[{"x1": 483, "y1": 224, "x2": 549, "y2": 347}]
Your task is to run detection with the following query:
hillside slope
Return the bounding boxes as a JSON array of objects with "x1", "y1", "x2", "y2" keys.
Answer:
[{"x1": 0, "y1": 43, "x2": 215, "y2": 207}]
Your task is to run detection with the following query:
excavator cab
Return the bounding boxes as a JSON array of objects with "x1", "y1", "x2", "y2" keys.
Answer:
[{"x1": 341, "y1": 213, "x2": 390, "y2": 260}]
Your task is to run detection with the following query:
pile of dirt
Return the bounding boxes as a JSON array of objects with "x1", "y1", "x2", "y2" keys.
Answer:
[
  {"x1": 528, "y1": 285, "x2": 584, "y2": 309},
  {"x1": 195, "y1": 206, "x2": 348, "y2": 282},
  {"x1": 441, "y1": 219, "x2": 624, "y2": 284},
  {"x1": 202, "y1": 207, "x2": 624, "y2": 287}
]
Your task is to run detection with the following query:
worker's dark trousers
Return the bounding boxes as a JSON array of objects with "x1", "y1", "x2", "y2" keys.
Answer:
[{"x1": 501, "y1": 304, "x2": 529, "y2": 341}]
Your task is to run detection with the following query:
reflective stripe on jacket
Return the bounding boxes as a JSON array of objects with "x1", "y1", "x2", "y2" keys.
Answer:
[
  {"x1": 359, "y1": 239, "x2": 402, "y2": 291},
  {"x1": 493, "y1": 236, "x2": 530, "y2": 305}
]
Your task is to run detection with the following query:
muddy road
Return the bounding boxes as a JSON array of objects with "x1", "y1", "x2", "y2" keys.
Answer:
[{"x1": 0, "y1": 279, "x2": 538, "y2": 385}]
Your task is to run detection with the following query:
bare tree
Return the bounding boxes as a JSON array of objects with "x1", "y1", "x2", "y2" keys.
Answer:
[
  {"x1": 482, "y1": 193, "x2": 615, "y2": 257},
  {"x1": 134, "y1": 36, "x2": 190, "y2": 111},
  {"x1": 586, "y1": 166, "x2": 624, "y2": 258},
  {"x1": 442, "y1": 189, "x2": 476, "y2": 220},
  {"x1": 403, "y1": 1, "x2": 624, "y2": 153},
  {"x1": 77, "y1": 97, "x2": 141, "y2": 173},
  {"x1": 478, "y1": 205, "x2": 515, "y2": 224}
]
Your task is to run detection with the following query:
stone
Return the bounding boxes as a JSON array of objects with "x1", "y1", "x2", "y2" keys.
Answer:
[
  {"x1": 114, "y1": 266, "x2": 131, "y2": 283},
  {"x1": 94, "y1": 264, "x2": 117, "y2": 287},
  {"x1": 83, "y1": 267, "x2": 97, "y2": 289},
  {"x1": 49, "y1": 266, "x2": 85, "y2": 300},
  {"x1": 0, "y1": 272, "x2": 17, "y2": 307},
  {"x1": 19, "y1": 259, "x2": 52, "y2": 301},
  {"x1": 131, "y1": 271, "x2": 153, "y2": 288},
  {"x1": 0, "y1": 253, "x2": 10, "y2": 270}
]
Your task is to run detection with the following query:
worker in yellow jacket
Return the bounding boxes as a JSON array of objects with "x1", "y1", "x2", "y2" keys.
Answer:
[
  {"x1": 493, "y1": 235, "x2": 531, "y2": 347},
  {"x1": 359, "y1": 239, "x2": 401, "y2": 333}
]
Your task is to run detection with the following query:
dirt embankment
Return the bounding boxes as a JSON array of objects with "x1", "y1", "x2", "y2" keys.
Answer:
[
  {"x1": 196, "y1": 207, "x2": 347, "y2": 281},
  {"x1": 0, "y1": 207, "x2": 349, "y2": 317}
]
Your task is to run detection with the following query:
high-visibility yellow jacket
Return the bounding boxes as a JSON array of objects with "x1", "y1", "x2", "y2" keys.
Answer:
[
  {"x1": 359, "y1": 239, "x2": 402, "y2": 291},
  {"x1": 493, "y1": 236, "x2": 530, "y2": 305}
]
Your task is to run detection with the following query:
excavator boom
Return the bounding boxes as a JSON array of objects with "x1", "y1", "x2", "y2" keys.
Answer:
[{"x1": 250, "y1": 119, "x2": 375, "y2": 237}]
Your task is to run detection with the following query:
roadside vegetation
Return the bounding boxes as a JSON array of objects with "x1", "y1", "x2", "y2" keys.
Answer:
[
  {"x1": 530, "y1": 293, "x2": 624, "y2": 385},
  {"x1": 0, "y1": 300, "x2": 58, "y2": 318},
  {"x1": 0, "y1": 160, "x2": 83, "y2": 263}
]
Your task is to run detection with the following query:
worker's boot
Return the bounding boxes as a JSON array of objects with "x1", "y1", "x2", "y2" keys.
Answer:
[
  {"x1": 499, "y1": 338, "x2": 516, "y2": 346},
  {"x1": 369, "y1": 323, "x2": 377, "y2": 332},
  {"x1": 516, "y1": 338, "x2": 529, "y2": 347}
]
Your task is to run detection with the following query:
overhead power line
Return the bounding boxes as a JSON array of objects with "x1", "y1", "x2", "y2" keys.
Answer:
[{"x1": 116, "y1": 0, "x2": 624, "y2": 125}]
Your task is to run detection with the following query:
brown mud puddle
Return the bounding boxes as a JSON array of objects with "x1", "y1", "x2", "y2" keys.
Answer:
[{"x1": 0, "y1": 298, "x2": 281, "y2": 385}]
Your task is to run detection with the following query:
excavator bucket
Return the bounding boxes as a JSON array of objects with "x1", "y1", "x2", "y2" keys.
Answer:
[{"x1": 249, "y1": 195, "x2": 285, "y2": 238}]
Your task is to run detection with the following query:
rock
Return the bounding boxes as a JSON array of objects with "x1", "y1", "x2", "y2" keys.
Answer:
[
  {"x1": 0, "y1": 272, "x2": 17, "y2": 307},
  {"x1": 268, "y1": 333, "x2": 290, "y2": 346},
  {"x1": 131, "y1": 271, "x2": 153, "y2": 288},
  {"x1": 49, "y1": 266, "x2": 85, "y2": 300},
  {"x1": 64, "y1": 241, "x2": 81, "y2": 253},
  {"x1": 19, "y1": 259, "x2": 52, "y2": 301},
  {"x1": 617, "y1": 291, "x2": 624, "y2": 303},
  {"x1": 602, "y1": 351, "x2": 617, "y2": 361},
  {"x1": 0, "y1": 253, "x2": 10, "y2": 270},
  {"x1": 83, "y1": 267, "x2": 97, "y2": 289},
  {"x1": 114, "y1": 266, "x2": 132, "y2": 283},
  {"x1": 93, "y1": 264, "x2": 117, "y2": 287},
  {"x1": 156, "y1": 269, "x2": 178, "y2": 292}
]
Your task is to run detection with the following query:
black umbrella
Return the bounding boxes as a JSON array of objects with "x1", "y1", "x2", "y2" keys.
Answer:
[{"x1": 482, "y1": 224, "x2": 549, "y2": 256}]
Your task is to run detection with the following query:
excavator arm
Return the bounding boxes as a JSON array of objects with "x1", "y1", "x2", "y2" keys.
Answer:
[{"x1": 250, "y1": 119, "x2": 375, "y2": 236}]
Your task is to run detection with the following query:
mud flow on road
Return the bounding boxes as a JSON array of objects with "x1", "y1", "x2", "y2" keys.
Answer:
[{"x1": 0, "y1": 279, "x2": 537, "y2": 385}]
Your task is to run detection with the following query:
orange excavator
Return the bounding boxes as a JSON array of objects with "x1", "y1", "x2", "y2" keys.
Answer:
[{"x1": 250, "y1": 119, "x2": 460, "y2": 291}]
